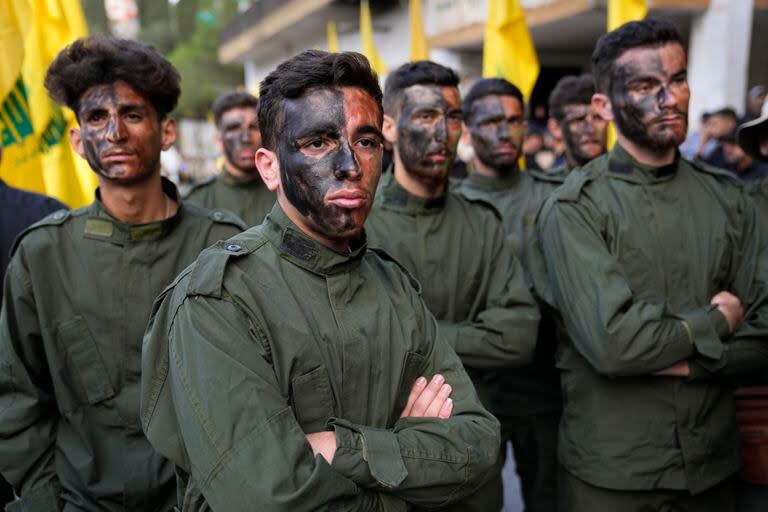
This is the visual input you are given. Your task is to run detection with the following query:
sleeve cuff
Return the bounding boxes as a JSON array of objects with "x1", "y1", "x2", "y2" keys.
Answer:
[
  {"x1": 328, "y1": 418, "x2": 408, "y2": 489},
  {"x1": 707, "y1": 306, "x2": 731, "y2": 340},
  {"x1": 674, "y1": 307, "x2": 725, "y2": 360},
  {"x1": 7, "y1": 480, "x2": 62, "y2": 512}
]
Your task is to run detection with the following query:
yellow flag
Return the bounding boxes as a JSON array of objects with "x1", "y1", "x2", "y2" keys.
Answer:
[
  {"x1": 606, "y1": 0, "x2": 648, "y2": 147},
  {"x1": 360, "y1": 0, "x2": 387, "y2": 75},
  {"x1": 607, "y1": 0, "x2": 648, "y2": 31},
  {"x1": 327, "y1": 21, "x2": 339, "y2": 53},
  {"x1": 0, "y1": 0, "x2": 96, "y2": 207},
  {"x1": 409, "y1": 0, "x2": 429, "y2": 61},
  {"x1": 482, "y1": 0, "x2": 539, "y2": 101}
]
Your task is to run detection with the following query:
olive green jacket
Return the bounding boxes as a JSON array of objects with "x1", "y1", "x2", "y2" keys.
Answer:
[
  {"x1": 366, "y1": 172, "x2": 540, "y2": 379},
  {"x1": 0, "y1": 179, "x2": 245, "y2": 511},
  {"x1": 455, "y1": 169, "x2": 564, "y2": 416},
  {"x1": 185, "y1": 167, "x2": 275, "y2": 228},
  {"x1": 140, "y1": 204, "x2": 500, "y2": 512},
  {"x1": 532, "y1": 145, "x2": 768, "y2": 493}
]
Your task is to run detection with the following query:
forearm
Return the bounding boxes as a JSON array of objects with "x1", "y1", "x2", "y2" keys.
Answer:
[
  {"x1": 437, "y1": 311, "x2": 538, "y2": 368},
  {"x1": 329, "y1": 347, "x2": 499, "y2": 508}
]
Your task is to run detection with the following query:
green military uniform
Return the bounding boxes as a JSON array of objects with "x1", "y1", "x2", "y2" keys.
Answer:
[
  {"x1": 185, "y1": 167, "x2": 275, "y2": 228},
  {"x1": 140, "y1": 203, "x2": 501, "y2": 511},
  {"x1": 0, "y1": 178, "x2": 245, "y2": 512},
  {"x1": 457, "y1": 167, "x2": 566, "y2": 512},
  {"x1": 365, "y1": 171, "x2": 540, "y2": 510},
  {"x1": 534, "y1": 145, "x2": 768, "y2": 509}
]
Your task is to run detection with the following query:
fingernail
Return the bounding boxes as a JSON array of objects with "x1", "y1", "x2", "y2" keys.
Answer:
[
  {"x1": 416, "y1": 377, "x2": 427, "y2": 386},
  {"x1": 434, "y1": 374, "x2": 445, "y2": 385},
  {"x1": 441, "y1": 384, "x2": 451, "y2": 394}
]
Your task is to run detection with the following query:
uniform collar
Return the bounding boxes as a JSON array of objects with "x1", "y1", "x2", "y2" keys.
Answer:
[
  {"x1": 376, "y1": 169, "x2": 447, "y2": 215},
  {"x1": 464, "y1": 169, "x2": 522, "y2": 192},
  {"x1": 608, "y1": 143, "x2": 679, "y2": 183},
  {"x1": 85, "y1": 177, "x2": 183, "y2": 243},
  {"x1": 217, "y1": 164, "x2": 266, "y2": 188},
  {"x1": 264, "y1": 202, "x2": 367, "y2": 276}
]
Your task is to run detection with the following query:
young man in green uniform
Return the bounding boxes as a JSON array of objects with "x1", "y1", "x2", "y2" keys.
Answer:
[
  {"x1": 141, "y1": 50, "x2": 500, "y2": 512},
  {"x1": 534, "y1": 19, "x2": 768, "y2": 511},
  {"x1": 365, "y1": 62, "x2": 540, "y2": 511},
  {"x1": 0, "y1": 36, "x2": 244, "y2": 511},
  {"x1": 185, "y1": 91, "x2": 275, "y2": 227}
]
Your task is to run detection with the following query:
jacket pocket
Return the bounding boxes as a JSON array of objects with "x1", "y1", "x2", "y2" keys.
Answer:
[
  {"x1": 391, "y1": 351, "x2": 427, "y2": 424},
  {"x1": 56, "y1": 316, "x2": 116, "y2": 406},
  {"x1": 291, "y1": 366, "x2": 335, "y2": 433}
]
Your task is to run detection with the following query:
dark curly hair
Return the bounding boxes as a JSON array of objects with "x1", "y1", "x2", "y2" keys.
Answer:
[
  {"x1": 462, "y1": 78, "x2": 523, "y2": 122},
  {"x1": 592, "y1": 18, "x2": 683, "y2": 95},
  {"x1": 548, "y1": 74, "x2": 596, "y2": 122},
  {"x1": 212, "y1": 91, "x2": 259, "y2": 126},
  {"x1": 383, "y1": 60, "x2": 459, "y2": 116},
  {"x1": 45, "y1": 35, "x2": 180, "y2": 119},
  {"x1": 258, "y1": 50, "x2": 382, "y2": 152}
]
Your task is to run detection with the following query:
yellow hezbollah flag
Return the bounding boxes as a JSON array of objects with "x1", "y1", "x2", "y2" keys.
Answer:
[
  {"x1": 327, "y1": 21, "x2": 339, "y2": 53},
  {"x1": 606, "y1": 0, "x2": 648, "y2": 147},
  {"x1": 482, "y1": 0, "x2": 539, "y2": 101},
  {"x1": 360, "y1": 0, "x2": 387, "y2": 75},
  {"x1": 0, "y1": 0, "x2": 96, "y2": 207},
  {"x1": 409, "y1": 0, "x2": 429, "y2": 61}
]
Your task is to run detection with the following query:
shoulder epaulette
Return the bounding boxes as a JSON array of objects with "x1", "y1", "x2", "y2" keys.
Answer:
[
  {"x1": 208, "y1": 208, "x2": 247, "y2": 230},
  {"x1": 11, "y1": 208, "x2": 73, "y2": 255},
  {"x1": 554, "y1": 171, "x2": 592, "y2": 202},
  {"x1": 186, "y1": 238, "x2": 263, "y2": 298},
  {"x1": 689, "y1": 158, "x2": 742, "y2": 186},
  {"x1": 367, "y1": 246, "x2": 423, "y2": 295}
]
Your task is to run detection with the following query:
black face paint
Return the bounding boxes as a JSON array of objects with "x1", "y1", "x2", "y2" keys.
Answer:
[
  {"x1": 560, "y1": 105, "x2": 607, "y2": 168},
  {"x1": 468, "y1": 95, "x2": 524, "y2": 173},
  {"x1": 396, "y1": 85, "x2": 462, "y2": 183},
  {"x1": 609, "y1": 50, "x2": 688, "y2": 152},
  {"x1": 76, "y1": 81, "x2": 162, "y2": 185},
  {"x1": 219, "y1": 108, "x2": 260, "y2": 174},
  {"x1": 278, "y1": 87, "x2": 381, "y2": 239}
]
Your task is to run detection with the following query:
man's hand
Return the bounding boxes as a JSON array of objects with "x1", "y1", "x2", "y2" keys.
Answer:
[
  {"x1": 711, "y1": 291, "x2": 744, "y2": 333},
  {"x1": 654, "y1": 360, "x2": 690, "y2": 377},
  {"x1": 306, "y1": 431, "x2": 337, "y2": 464},
  {"x1": 400, "y1": 374, "x2": 453, "y2": 419}
]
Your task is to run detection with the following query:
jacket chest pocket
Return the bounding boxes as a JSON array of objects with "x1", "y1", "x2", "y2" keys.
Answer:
[
  {"x1": 291, "y1": 366, "x2": 336, "y2": 433},
  {"x1": 390, "y1": 351, "x2": 427, "y2": 425},
  {"x1": 56, "y1": 316, "x2": 116, "y2": 408}
]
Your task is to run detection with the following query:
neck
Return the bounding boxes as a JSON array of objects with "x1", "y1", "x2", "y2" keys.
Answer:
[
  {"x1": 98, "y1": 172, "x2": 176, "y2": 224},
  {"x1": 277, "y1": 195, "x2": 351, "y2": 254},
  {"x1": 472, "y1": 157, "x2": 518, "y2": 178},
  {"x1": 617, "y1": 134, "x2": 676, "y2": 167},
  {"x1": 223, "y1": 160, "x2": 258, "y2": 181},
  {"x1": 392, "y1": 150, "x2": 446, "y2": 198}
]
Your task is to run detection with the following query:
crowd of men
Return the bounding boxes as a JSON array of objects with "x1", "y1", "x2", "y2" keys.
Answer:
[{"x1": 1, "y1": 16, "x2": 768, "y2": 512}]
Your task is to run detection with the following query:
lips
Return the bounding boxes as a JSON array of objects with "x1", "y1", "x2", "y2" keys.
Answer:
[
  {"x1": 101, "y1": 150, "x2": 135, "y2": 163},
  {"x1": 326, "y1": 189, "x2": 369, "y2": 209}
]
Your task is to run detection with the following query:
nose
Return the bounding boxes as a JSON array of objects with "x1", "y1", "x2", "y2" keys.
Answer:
[
  {"x1": 657, "y1": 84, "x2": 677, "y2": 109},
  {"x1": 333, "y1": 142, "x2": 361, "y2": 181},
  {"x1": 497, "y1": 121, "x2": 511, "y2": 141},
  {"x1": 105, "y1": 116, "x2": 127, "y2": 142},
  {"x1": 433, "y1": 117, "x2": 448, "y2": 143},
  {"x1": 238, "y1": 128, "x2": 249, "y2": 144}
]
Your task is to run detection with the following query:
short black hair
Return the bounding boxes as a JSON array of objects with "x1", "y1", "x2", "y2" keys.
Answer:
[
  {"x1": 383, "y1": 60, "x2": 459, "y2": 116},
  {"x1": 592, "y1": 18, "x2": 683, "y2": 94},
  {"x1": 45, "y1": 35, "x2": 180, "y2": 119},
  {"x1": 212, "y1": 91, "x2": 259, "y2": 126},
  {"x1": 258, "y1": 50, "x2": 382, "y2": 151},
  {"x1": 462, "y1": 78, "x2": 524, "y2": 121},
  {"x1": 710, "y1": 107, "x2": 738, "y2": 123},
  {"x1": 548, "y1": 74, "x2": 596, "y2": 122}
]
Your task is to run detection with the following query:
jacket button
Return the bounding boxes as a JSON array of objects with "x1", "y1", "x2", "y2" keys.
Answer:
[
  {"x1": 213, "y1": 211, "x2": 223, "y2": 220},
  {"x1": 226, "y1": 244, "x2": 242, "y2": 252}
]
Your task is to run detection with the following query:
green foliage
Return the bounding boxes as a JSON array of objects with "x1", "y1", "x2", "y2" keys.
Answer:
[{"x1": 81, "y1": 0, "x2": 244, "y2": 119}]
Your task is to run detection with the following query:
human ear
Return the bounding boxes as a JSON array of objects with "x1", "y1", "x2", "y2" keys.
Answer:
[
  {"x1": 160, "y1": 118, "x2": 177, "y2": 150},
  {"x1": 255, "y1": 147, "x2": 280, "y2": 192},
  {"x1": 382, "y1": 115, "x2": 397, "y2": 144},
  {"x1": 592, "y1": 93, "x2": 614, "y2": 123}
]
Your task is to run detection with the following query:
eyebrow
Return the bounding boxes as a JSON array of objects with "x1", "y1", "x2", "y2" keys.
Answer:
[
  {"x1": 292, "y1": 122, "x2": 341, "y2": 141},
  {"x1": 354, "y1": 124, "x2": 384, "y2": 140}
]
